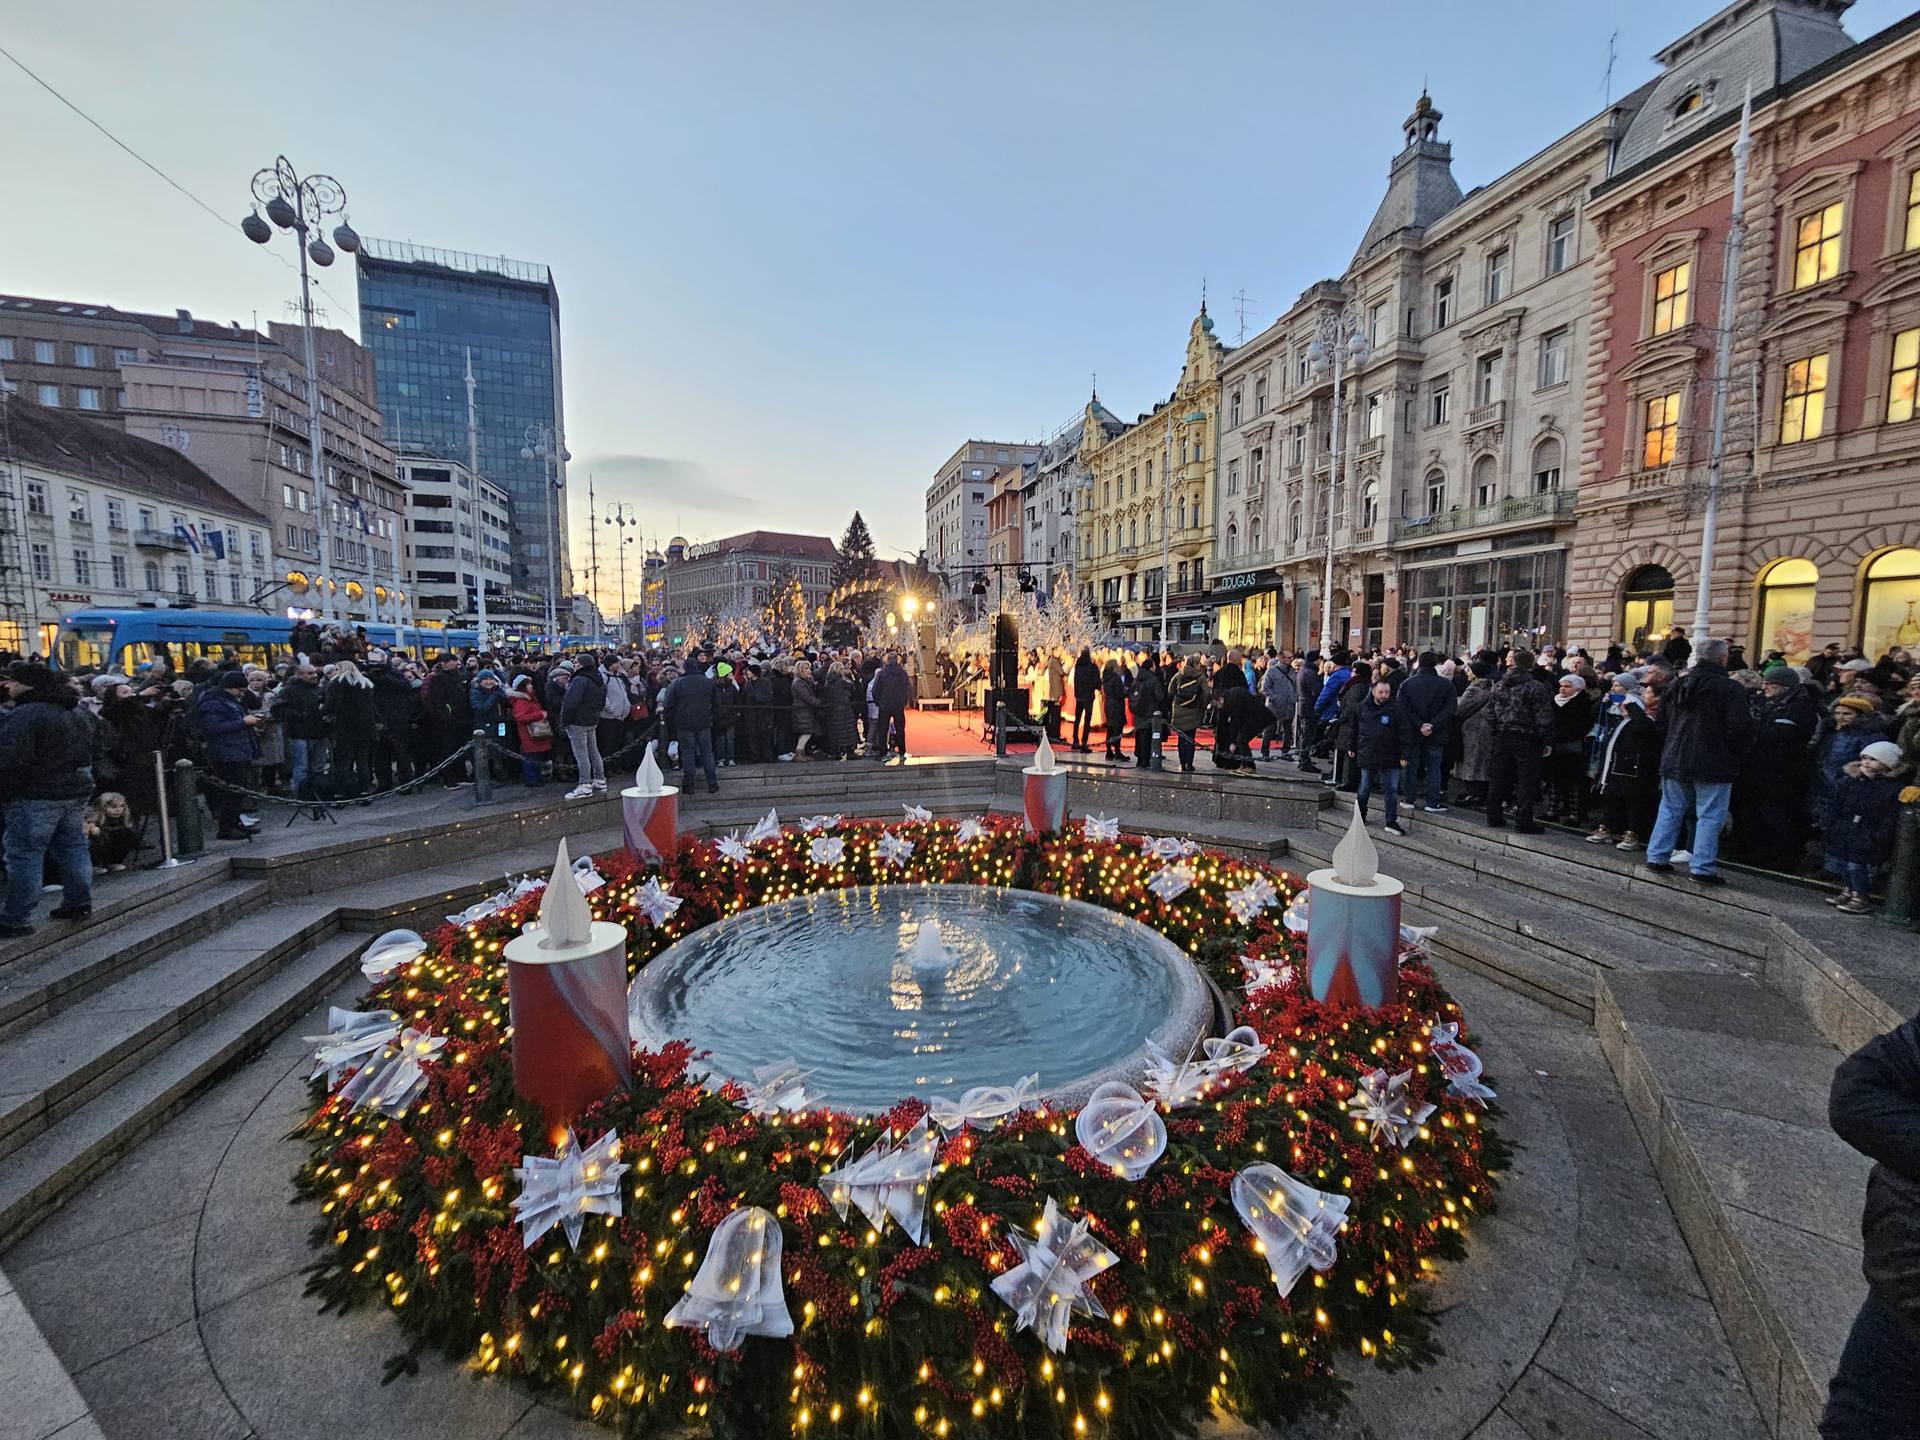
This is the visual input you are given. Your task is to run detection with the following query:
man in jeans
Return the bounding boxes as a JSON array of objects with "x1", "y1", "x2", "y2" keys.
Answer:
[
  {"x1": 661, "y1": 654, "x2": 719, "y2": 794},
  {"x1": 1645, "y1": 636, "x2": 1755, "y2": 885},
  {"x1": 0, "y1": 662, "x2": 96, "y2": 937},
  {"x1": 1398, "y1": 650, "x2": 1454, "y2": 811},
  {"x1": 1486, "y1": 648, "x2": 1553, "y2": 833}
]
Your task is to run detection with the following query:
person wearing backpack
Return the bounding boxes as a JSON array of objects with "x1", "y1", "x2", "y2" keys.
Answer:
[
  {"x1": 559, "y1": 657, "x2": 608, "y2": 800},
  {"x1": 598, "y1": 658, "x2": 632, "y2": 763}
]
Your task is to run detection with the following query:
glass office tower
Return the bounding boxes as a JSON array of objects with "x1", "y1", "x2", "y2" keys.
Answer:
[{"x1": 355, "y1": 240, "x2": 567, "y2": 610}]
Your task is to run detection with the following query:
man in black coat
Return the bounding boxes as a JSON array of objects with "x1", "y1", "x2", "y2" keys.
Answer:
[
  {"x1": 424, "y1": 655, "x2": 474, "y2": 787},
  {"x1": 1398, "y1": 652, "x2": 1455, "y2": 812},
  {"x1": 0, "y1": 663, "x2": 96, "y2": 935},
  {"x1": 871, "y1": 652, "x2": 914, "y2": 761},
  {"x1": 1071, "y1": 648, "x2": 1100, "y2": 753},
  {"x1": 366, "y1": 652, "x2": 419, "y2": 793},
  {"x1": 1645, "y1": 637, "x2": 1757, "y2": 885},
  {"x1": 1129, "y1": 659, "x2": 1166, "y2": 770},
  {"x1": 661, "y1": 657, "x2": 719, "y2": 793},
  {"x1": 1486, "y1": 649, "x2": 1553, "y2": 833},
  {"x1": 1354, "y1": 677, "x2": 1415, "y2": 833},
  {"x1": 1821, "y1": 1011, "x2": 1920, "y2": 1435}
]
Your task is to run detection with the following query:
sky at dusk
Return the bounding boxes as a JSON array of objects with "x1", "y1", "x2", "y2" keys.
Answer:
[{"x1": 4, "y1": 0, "x2": 1915, "y2": 598}]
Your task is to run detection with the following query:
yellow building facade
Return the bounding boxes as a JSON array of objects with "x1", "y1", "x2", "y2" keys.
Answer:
[{"x1": 1078, "y1": 305, "x2": 1224, "y2": 646}]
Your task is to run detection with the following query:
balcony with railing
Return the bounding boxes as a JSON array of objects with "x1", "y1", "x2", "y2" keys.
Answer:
[
  {"x1": 1464, "y1": 399, "x2": 1506, "y2": 433},
  {"x1": 1390, "y1": 487, "x2": 1575, "y2": 543},
  {"x1": 133, "y1": 528, "x2": 186, "y2": 551}
]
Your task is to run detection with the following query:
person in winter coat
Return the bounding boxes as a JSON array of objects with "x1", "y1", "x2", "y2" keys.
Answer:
[
  {"x1": 558, "y1": 660, "x2": 609, "y2": 799},
  {"x1": 790, "y1": 665, "x2": 822, "y2": 759},
  {"x1": 1259, "y1": 655, "x2": 1297, "y2": 760},
  {"x1": 1737, "y1": 663, "x2": 1822, "y2": 870},
  {"x1": 1071, "y1": 648, "x2": 1101, "y2": 753},
  {"x1": 1646, "y1": 638, "x2": 1758, "y2": 884},
  {"x1": 1453, "y1": 661, "x2": 1498, "y2": 806},
  {"x1": 1398, "y1": 653, "x2": 1454, "y2": 811},
  {"x1": 194, "y1": 671, "x2": 265, "y2": 837},
  {"x1": 818, "y1": 663, "x2": 858, "y2": 760},
  {"x1": 1101, "y1": 659, "x2": 1129, "y2": 760},
  {"x1": 1585, "y1": 673, "x2": 1660, "y2": 848},
  {"x1": 871, "y1": 654, "x2": 914, "y2": 760},
  {"x1": 272, "y1": 663, "x2": 330, "y2": 799},
  {"x1": 1130, "y1": 659, "x2": 1167, "y2": 770},
  {"x1": 1820, "y1": 1008, "x2": 1920, "y2": 1433},
  {"x1": 661, "y1": 659, "x2": 719, "y2": 790},
  {"x1": 1825, "y1": 741, "x2": 1907, "y2": 914},
  {"x1": 1354, "y1": 677, "x2": 1415, "y2": 833},
  {"x1": 469, "y1": 666, "x2": 506, "y2": 734},
  {"x1": 711, "y1": 664, "x2": 741, "y2": 765},
  {"x1": 1486, "y1": 650, "x2": 1554, "y2": 832},
  {"x1": 322, "y1": 660, "x2": 377, "y2": 801},
  {"x1": 506, "y1": 675, "x2": 552, "y2": 786},
  {"x1": 769, "y1": 660, "x2": 797, "y2": 760},
  {"x1": 597, "y1": 661, "x2": 633, "y2": 764},
  {"x1": 366, "y1": 653, "x2": 418, "y2": 792},
  {"x1": 1332, "y1": 670, "x2": 1368, "y2": 792},
  {"x1": 1818, "y1": 697, "x2": 1896, "y2": 829},
  {"x1": 0, "y1": 663, "x2": 97, "y2": 934},
  {"x1": 424, "y1": 656, "x2": 474, "y2": 787},
  {"x1": 744, "y1": 664, "x2": 778, "y2": 762},
  {"x1": 1545, "y1": 673, "x2": 1595, "y2": 822},
  {"x1": 1167, "y1": 655, "x2": 1212, "y2": 773}
]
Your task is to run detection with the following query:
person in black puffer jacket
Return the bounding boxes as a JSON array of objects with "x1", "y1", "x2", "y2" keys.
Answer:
[
  {"x1": 1821, "y1": 1011, "x2": 1920, "y2": 1436},
  {"x1": 322, "y1": 660, "x2": 377, "y2": 800},
  {"x1": 1645, "y1": 637, "x2": 1757, "y2": 884},
  {"x1": 273, "y1": 664, "x2": 331, "y2": 799},
  {"x1": 1486, "y1": 649, "x2": 1554, "y2": 832},
  {"x1": 366, "y1": 652, "x2": 419, "y2": 792},
  {"x1": 558, "y1": 660, "x2": 609, "y2": 797},
  {"x1": 0, "y1": 663, "x2": 97, "y2": 934}
]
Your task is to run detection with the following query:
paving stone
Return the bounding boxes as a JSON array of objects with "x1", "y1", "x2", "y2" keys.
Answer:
[
  {"x1": 1534, "y1": 1262, "x2": 1766, "y2": 1440},
  {"x1": 1668, "y1": 1097, "x2": 1868, "y2": 1250},
  {"x1": 1469, "y1": 1410, "x2": 1535, "y2": 1440},
  {"x1": 71, "y1": 1319, "x2": 249, "y2": 1440},
  {"x1": 501, "y1": 1402, "x2": 596, "y2": 1438},
  {"x1": 11, "y1": 1211, "x2": 197, "y2": 1376},
  {"x1": 0, "y1": 1283, "x2": 90, "y2": 1440},
  {"x1": 195, "y1": 1070, "x2": 326, "y2": 1312},
  {"x1": 1604, "y1": 969, "x2": 1810, "y2": 1044},
  {"x1": 1721, "y1": 1205, "x2": 1865, "y2": 1407},
  {"x1": 1499, "y1": 1363, "x2": 1665, "y2": 1439},
  {"x1": 1627, "y1": 1024, "x2": 1839, "y2": 1131}
]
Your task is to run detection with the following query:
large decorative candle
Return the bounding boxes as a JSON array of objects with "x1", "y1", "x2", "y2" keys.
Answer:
[
  {"x1": 621, "y1": 742, "x2": 679, "y2": 863},
  {"x1": 1022, "y1": 731, "x2": 1069, "y2": 836},
  {"x1": 505, "y1": 838, "x2": 633, "y2": 1135},
  {"x1": 1305, "y1": 806, "x2": 1404, "y2": 1009}
]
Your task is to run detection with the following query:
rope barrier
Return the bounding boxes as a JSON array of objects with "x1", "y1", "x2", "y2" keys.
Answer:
[{"x1": 195, "y1": 743, "x2": 475, "y2": 809}]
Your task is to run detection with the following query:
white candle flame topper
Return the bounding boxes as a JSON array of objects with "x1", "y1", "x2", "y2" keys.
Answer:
[
  {"x1": 1031, "y1": 731, "x2": 1060, "y2": 774},
  {"x1": 512, "y1": 1127, "x2": 628, "y2": 1251},
  {"x1": 926, "y1": 1073, "x2": 1040, "y2": 1133},
  {"x1": 818, "y1": 1116, "x2": 939, "y2": 1244},
  {"x1": 1232, "y1": 1162, "x2": 1350, "y2": 1298},
  {"x1": 1073, "y1": 1081, "x2": 1167, "y2": 1180},
  {"x1": 634, "y1": 741, "x2": 668, "y2": 796},
  {"x1": 536, "y1": 838, "x2": 594, "y2": 951},
  {"x1": 907, "y1": 915, "x2": 954, "y2": 975},
  {"x1": 1331, "y1": 802, "x2": 1379, "y2": 886},
  {"x1": 663, "y1": 1206, "x2": 793, "y2": 1351},
  {"x1": 989, "y1": 1197, "x2": 1119, "y2": 1353}
]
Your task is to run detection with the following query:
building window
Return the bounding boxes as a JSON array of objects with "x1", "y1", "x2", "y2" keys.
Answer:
[
  {"x1": 143, "y1": 560, "x2": 160, "y2": 590},
  {"x1": 1225, "y1": 522, "x2": 1238, "y2": 559},
  {"x1": 1792, "y1": 202, "x2": 1845, "y2": 289},
  {"x1": 67, "y1": 488, "x2": 88, "y2": 523},
  {"x1": 1755, "y1": 557, "x2": 1819, "y2": 663},
  {"x1": 1546, "y1": 214, "x2": 1575, "y2": 274},
  {"x1": 25, "y1": 479, "x2": 46, "y2": 515},
  {"x1": 204, "y1": 568, "x2": 219, "y2": 599},
  {"x1": 1429, "y1": 380, "x2": 1451, "y2": 427},
  {"x1": 37, "y1": 384, "x2": 60, "y2": 406},
  {"x1": 30, "y1": 543, "x2": 52, "y2": 582},
  {"x1": 229, "y1": 573, "x2": 243, "y2": 602},
  {"x1": 73, "y1": 344, "x2": 96, "y2": 368},
  {"x1": 1534, "y1": 437, "x2": 1564, "y2": 493},
  {"x1": 1288, "y1": 501, "x2": 1304, "y2": 544},
  {"x1": 1473, "y1": 455, "x2": 1498, "y2": 508},
  {"x1": 1860, "y1": 547, "x2": 1920, "y2": 654},
  {"x1": 1250, "y1": 448, "x2": 1264, "y2": 487},
  {"x1": 1642, "y1": 391, "x2": 1682, "y2": 468},
  {"x1": 1294, "y1": 352, "x2": 1310, "y2": 386},
  {"x1": 1779, "y1": 353, "x2": 1829, "y2": 444},
  {"x1": 73, "y1": 550, "x2": 92, "y2": 584},
  {"x1": 1485, "y1": 246, "x2": 1510, "y2": 305},
  {"x1": 1365, "y1": 392, "x2": 1385, "y2": 438},
  {"x1": 1253, "y1": 377, "x2": 1267, "y2": 415},
  {"x1": 1290, "y1": 425, "x2": 1306, "y2": 467},
  {"x1": 106, "y1": 497, "x2": 124, "y2": 530},
  {"x1": 1539, "y1": 327, "x2": 1569, "y2": 388},
  {"x1": 33, "y1": 340, "x2": 55, "y2": 364},
  {"x1": 1425, "y1": 472, "x2": 1446, "y2": 516},
  {"x1": 251, "y1": 533, "x2": 265, "y2": 564},
  {"x1": 1226, "y1": 461, "x2": 1239, "y2": 495},
  {"x1": 111, "y1": 554, "x2": 127, "y2": 588},
  {"x1": 1475, "y1": 353, "x2": 1501, "y2": 407},
  {"x1": 1361, "y1": 481, "x2": 1379, "y2": 528},
  {"x1": 173, "y1": 565, "x2": 190, "y2": 595},
  {"x1": 1432, "y1": 276, "x2": 1454, "y2": 330},
  {"x1": 114, "y1": 346, "x2": 137, "y2": 365},
  {"x1": 1651, "y1": 261, "x2": 1691, "y2": 335},
  {"x1": 0, "y1": 338, "x2": 11, "y2": 360},
  {"x1": 1889, "y1": 328, "x2": 1920, "y2": 422},
  {"x1": 283, "y1": 484, "x2": 295, "y2": 509},
  {"x1": 1230, "y1": 390, "x2": 1242, "y2": 426},
  {"x1": 1621, "y1": 564, "x2": 1676, "y2": 650},
  {"x1": 76, "y1": 387, "x2": 102, "y2": 411}
]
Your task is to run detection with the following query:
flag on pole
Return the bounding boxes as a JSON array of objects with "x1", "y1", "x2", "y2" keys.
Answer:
[
  {"x1": 205, "y1": 529, "x2": 226, "y2": 559},
  {"x1": 174, "y1": 520, "x2": 202, "y2": 554}
]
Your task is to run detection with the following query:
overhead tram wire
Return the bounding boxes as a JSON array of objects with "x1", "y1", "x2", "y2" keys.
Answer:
[{"x1": 0, "y1": 40, "x2": 357, "y2": 320}]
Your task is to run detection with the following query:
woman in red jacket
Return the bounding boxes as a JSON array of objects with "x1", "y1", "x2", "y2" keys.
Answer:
[{"x1": 506, "y1": 674, "x2": 553, "y2": 786}]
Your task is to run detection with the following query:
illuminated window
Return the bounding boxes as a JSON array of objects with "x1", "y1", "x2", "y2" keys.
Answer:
[
  {"x1": 1779, "y1": 354, "x2": 1828, "y2": 444},
  {"x1": 1652, "y1": 261, "x2": 1691, "y2": 335},
  {"x1": 1889, "y1": 328, "x2": 1920, "y2": 423},
  {"x1": 1642, "y1": 392, "x2": 1682, "y2": 468},
  {"x1": 1675, "y1": 90, "x2": 1705, "y2": 118},
  {"x1": 1860, "y1": 547, "x2": 1920, "y2": 653},
  {"x1": 1755, "y1": 558, "x2": 1818, "y2": 664},
  {"x1": 1792, "y1": 202, "x2": 1844, "y2": 289},
  {"x1": 1906, "y1": 172, "x2": 1920, "y2": 252}
]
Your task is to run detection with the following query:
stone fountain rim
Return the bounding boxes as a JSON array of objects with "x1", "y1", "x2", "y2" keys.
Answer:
[{"x1": 627, "y1": 881, "x2": 1215, "y2": 1116}]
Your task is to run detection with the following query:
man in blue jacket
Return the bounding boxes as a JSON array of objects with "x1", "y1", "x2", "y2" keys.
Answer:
[
  {"x1": 0, "y1": 663, "x2": 97, "y2": 935},
  {"x1": 192, "y1": 671, "x2": 264, "y2": 840},
  {"x1": 1398, "y1": 651, "x2": 1455, "y2": 812},
  {"x1": 1304, "y1": 651, "x2": 1351, "y2": 775}
]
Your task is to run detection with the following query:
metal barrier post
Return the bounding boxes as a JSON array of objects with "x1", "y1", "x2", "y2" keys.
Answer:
[
  {"x1": 995, "y1": 702, "x2": 1009, "y2": 758},
  {"x1": 151, "y1": 750, "x2": 194, "y2": 868},
  {"x1": 1150, "y1": 716, "x2": 1166, "y2": 771},
  {"x1": 1879, "y1": 803, "x2": 1920, "y2": 927},
  {"x1": 170, "y1": 760, "x2": 205, "y2": 856},
  {"x1": 471, "y1": 728, "x2": 494, "y2": 805}
]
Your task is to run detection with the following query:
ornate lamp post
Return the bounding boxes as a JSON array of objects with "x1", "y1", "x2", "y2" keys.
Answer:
[
  {"x1": 520, "y1": 424, "x2": 570, "y2": 649},
  {"x1": 241, "y1": 157, "x2": 359, "y2": 624},
  {"x1": 605, "y1": 502, "x2": 638, "y2": 643},
  {"x1": 1307, "y1": 307, "x2": 1370, "y2": 651}
]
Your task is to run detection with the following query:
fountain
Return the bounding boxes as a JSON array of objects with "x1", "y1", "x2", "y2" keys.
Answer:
[{"x1": 629, "y1": 885, "x2": 1211, "y2": 1115}]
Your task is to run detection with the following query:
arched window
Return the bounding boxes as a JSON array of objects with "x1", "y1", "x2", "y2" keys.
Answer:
[
  {"x1": 143, "y1": 560, "x2": 160, "y2": 591},
  {"x1": 1424, "y1": 470, "x2": 1446, "y2": 517},
  {"x1": 1754, "y1": 557, "x2": 1818, "y2": 663},
  {"x1": 1249, "y1": 515, "x2": 1263, "y2": 552},
  {"x1": 1177, "y1": 497, "x2": 1187, "y2": 530},
  {"x1": 1129, "y1": 519, "x2": 1138, "y2": 547},
  {"x1": 1472, "y1": 455, "x2": 1498, "y2": 509},
  {"x1": 1144, "y1": 511, "x2": 1153, "y2": 543},
  {"x1": 1621, "y1": 564, "x2": 1676, "y2": 652},
  {"x1": 1288, "y1": 500, "x2": 1304, "y2": 545},
  {"x1": 1362, "y1": 480, "x2": 1380, "y2": 528},
  {"x1": 1860, "y1": 547, "x2": 1920, "y2": 655},
  {"x1": 1532, "y1": 437, "x2": 1563, "y2": 494},
  {"x1": 1225, "y1": 522, "x2": 1239, "y2": 559}
]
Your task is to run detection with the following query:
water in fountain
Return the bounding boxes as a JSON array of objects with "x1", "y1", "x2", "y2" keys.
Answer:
[{"x1": 907, "y1": 916, "x2": 953, "y2": 976}]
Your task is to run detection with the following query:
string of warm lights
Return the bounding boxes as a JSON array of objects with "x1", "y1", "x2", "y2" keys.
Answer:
[{"x1": 296, "y1": 817, "x2": 1507, "y2": 1438}]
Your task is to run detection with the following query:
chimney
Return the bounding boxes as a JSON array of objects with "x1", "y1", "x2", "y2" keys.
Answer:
[{"x1": 175, "y1": 309, "x2": 193, "y2": 334}]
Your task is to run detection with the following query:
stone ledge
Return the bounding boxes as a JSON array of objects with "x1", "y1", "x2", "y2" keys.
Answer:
[{"x1": 0, "y1": 1264, "x2": 105, "y2": 1440}]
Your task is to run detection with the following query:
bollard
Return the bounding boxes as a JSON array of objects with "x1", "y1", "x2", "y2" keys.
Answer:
[
  {"x1": 471, "y1": 728, "x2": 494, "y2": 805},
  {"x1": 1150, "y1": 716, "x2": 1166, "y2": 771},
  {"x1": 1879, "y1": 803, "x2": 1920, "y2": 927},
  {"x1": 170, "y1": 760, "x2": 205, "y2": 856},
  {"x1": 995, "y1": 702, "x2": 1009, "y2": 758},
  {"x1": 152, "y1": 750, "x2": 194, "y2": 868}
]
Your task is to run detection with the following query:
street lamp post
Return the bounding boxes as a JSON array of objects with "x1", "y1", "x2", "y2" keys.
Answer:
[
  {"x1": 1307, "y1": 306, "x2": 1370, "y2": 652},
  {"x1": 605, "y1": 502, "x2": 637, "y2": 643},
  {"x1": 241, "y1": 156, "x2": 359, "y2": 625},
  {"x1": 520, "y1": 424, "x2": 570, "y2": 649}
]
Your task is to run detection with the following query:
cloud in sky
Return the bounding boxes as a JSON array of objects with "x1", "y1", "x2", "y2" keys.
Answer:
[{"x1": 576, "y1": 453, "x2": 755, "y2": 512}]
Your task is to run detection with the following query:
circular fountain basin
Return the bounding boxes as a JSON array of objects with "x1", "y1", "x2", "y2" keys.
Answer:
[{"x1": 628, "y1": 884, "x2": 1211, "y2": 1115}]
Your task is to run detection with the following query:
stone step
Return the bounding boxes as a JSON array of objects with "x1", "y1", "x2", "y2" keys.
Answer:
[
  {"x1": 1596, "y1": 967, "x2": 1867, "y2": 1440},
  {"x1": 0, "y1": 928, "x2": 365, "y2": 1250},
  {"x1": 0, "y1": 878, "x2": 273, "y2": 1040},
  {"x1": 0, "y1": 858, "x2": 235, "y2": 972},
  {"x1": 0, "y1": 901, "x2": 339, "y2": 1165}
]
